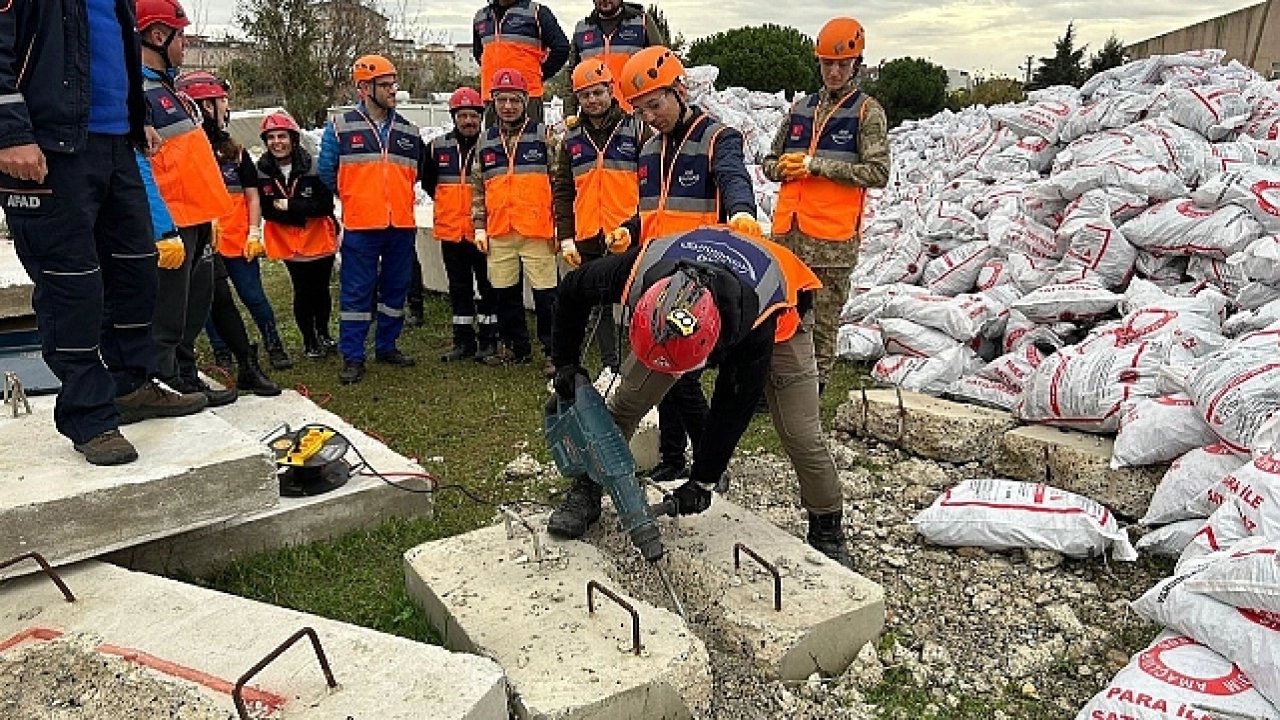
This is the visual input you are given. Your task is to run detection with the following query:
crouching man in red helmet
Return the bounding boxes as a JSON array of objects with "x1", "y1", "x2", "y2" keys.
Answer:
[{"x1": 547, "y1": 226, "x2": 852, "y2": 568}]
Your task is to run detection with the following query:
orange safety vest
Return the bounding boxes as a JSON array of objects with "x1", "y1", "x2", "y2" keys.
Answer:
[
  {"x1": 428, "y1": 133, "x2": 476, "y2": 242},
  {"x1": 773, "y1": 91, "x2": 869, "y2": 242},
  {"x1": 143, "y1": 76, "x2": 232, "y2": 227},
  {"x1": 622, "y1": 225, "x2": 822, "y2": 344},
  {"x1": 636, "y1": 114, "x2": 726, "y2": 242},
  {"x1": 564, "y1": 114, "x2": 641, "y2": 240},
  {"x1": 214, "y1": 152, "x2": 250, "y2": 258},
  {"x1": 475, "y1": 0, "x2": 548, "y2": 98},
  {"x1": 478, "y1": 120, "x2": 554, "y2": 240},
  {"x1": 261, "y1": 168, "x2": 338, "y2": 260},
  {"x1": 332, "y1": 108, "x2": 421, "y2": 231},
  {"x1": 573, "y1": 14, "x2": 649, "y2": 111}
]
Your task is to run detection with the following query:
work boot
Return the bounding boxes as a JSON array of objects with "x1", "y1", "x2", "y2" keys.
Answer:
[
  {"x1": 74, "y1": 429, "x2": 138, "y2": 466},
  {"x1": 474, "y1": 341, "x2": 498, "y2": 363},
  {"x1": 375, "y1": 348, "x2": 416, "y2": 366},
  {"x1": 440, "y1": 345, "x2": 474, "y2": 362},
  {"x1": 648, "y1": 460, "x2": 687, "y2": 484},
  {"x1": 303, "y1": 338, "x2": 325, "y2": 360},
  {"x1": 484, "y1": 344, "x2": 530, "y2": 367},
  {"x1": 405, "y1": 307, "x2": 425, "y2": 328},
  {"x1": 237, "y1": 345, "x2": 282, "y2": 397},
  {"x1": 807, "y1": 511, "x2": 853, "y2": 569},
  {"x1": 546, "y1": 475, "x2": 603, "y2": 539},
  {"x1": 317, "y1": 332, "x2": 338, "y2": 356},
  {"x1": 115, "y1": 379, "x2": 208, "y2": 425},
  {"x1": 265, "y1": 337, "x2": 294, "y2": 370},
  {"x1": 172, "y1": 375, "x2": 238, "y2": 408},
  {"x1": 339, "y1": 360, "x2": 365, "y2": 384},
  {"x1": 212, "y1": 347, "x2": 234, "y2": 370}
]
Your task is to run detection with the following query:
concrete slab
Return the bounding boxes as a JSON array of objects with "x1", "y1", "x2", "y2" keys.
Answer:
[
  {"x1": 990, "y1": 425, "x2": 1164, "y2": 519},
  {"x1": 0, "y1": 397, "x2": 277, "y2": 573},
  {"x1": 404, "y1": 521, "x2": 712, "y2": 720},
  {"x1": 0, "y1": 561, "x2": 508, "y2": 719},
  {"x1": 0, "y1": 237, "x2": 33, "y2": 320},
  {"x1": 834, "y1": 388, "x2": 1018, "y2": 464},
  {"x1": 105, "y1": 390, "x2": 434, "y2": 577}
]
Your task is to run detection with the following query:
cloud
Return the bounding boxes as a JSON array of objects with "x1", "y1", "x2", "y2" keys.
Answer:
[{"x1": 189, "y1": 0, "x2": 1251, "y2": 77}]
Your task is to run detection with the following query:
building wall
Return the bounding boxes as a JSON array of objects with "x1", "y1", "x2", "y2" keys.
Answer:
[{"x1": 1125, "y1": 0, "x2": 1280, "y2": 78}]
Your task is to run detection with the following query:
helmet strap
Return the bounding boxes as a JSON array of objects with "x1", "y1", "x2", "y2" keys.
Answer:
[{"x1": 140, "y1": 26, "x2": 179, "y2": 72}]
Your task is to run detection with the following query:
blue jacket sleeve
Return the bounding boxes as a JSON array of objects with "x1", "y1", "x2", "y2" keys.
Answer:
[
  {"x1": 317, "y1": 121, "x2": 339, "y2": 193},
  {"x1": 135, "y1": 150, "x2": 176, "y2": 239},
  {"x1": 537, "y1": 5, "x2": 570, "y2": 80},
  {"x1": 711, "y1": 128, "x2": 756, "y2": 220}
]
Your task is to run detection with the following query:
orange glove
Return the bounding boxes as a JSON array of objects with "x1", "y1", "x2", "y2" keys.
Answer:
[
  {"x1": 560, "y1": 239, "x2": 582, "y2": 268},
  {"x1": 606, "y1": 227, "x2": 631, "y2": 253},
  {"x1": 728, "y1": 212, "x2": 762, "y2": 238},
  {"x1": 473, "y1": 229, "x2": 489, "y2": 254},
  {"x1": 564, "y1": 115, "x2": 579, "y2": 130},
  {"x1": 777, "y1": 152, "x2": 810, "y2": 181},
  {"x1": 244, "y1": 227, "x2": 265, "y2": 260},
  {"x1": 156, "y1": 236, "x2": 185, "y2": 270}
]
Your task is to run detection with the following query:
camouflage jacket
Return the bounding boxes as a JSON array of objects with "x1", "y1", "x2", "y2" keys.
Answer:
[{"x1": 761, "y1": 83, "x2": 890, "y2": 189}]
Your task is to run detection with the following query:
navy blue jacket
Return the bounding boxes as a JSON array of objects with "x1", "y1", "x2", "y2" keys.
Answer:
[{"x1": 0, "y1": 0, "x2": 148, "y2": 153}]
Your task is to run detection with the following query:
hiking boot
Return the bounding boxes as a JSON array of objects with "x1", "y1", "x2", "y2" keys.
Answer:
[
  {"x1": 265, "y1": 338, "x2": 294, "y2": 370},
  {"x1": 648, "y1": 460, "x2": 688, "y2": 484},
  {"x1": 807, "y1": 510, "x2": 853, "y2": 569},
  {"x1": 375, "y1": 349, "x2": 415, "y2": 366},
  {"x1": 172, "y1": 375, "x2": 238, "y2": 408},
  {"x1": 405, "y1": 307, "x2": 425, "y2": 327},
  {"x1": 546, "y1": 475, "x2": 603, "y2": 539},
  {"x1": 483, "y1": 345, "x2": 530, "y2": 367},
  {"x1": 441, "y1": 345, "x2": 474, "y2": 362},
  {"x1": 74, "y1": 429, "x2": 138, "y2": 466},
  {"x1": 237, "y1": 345, "x2": 282, "y2": 397},
  {"x1": 115, "y1": 379, "x2": 208, "y2": 425},
  {"x1": 212, "y1": 347, "x2": 234, "y2": 370},
  {"x1": 303, "y1": 340, "x2": 325, "y2": 360},
  {"x1": 473, "y1": 342, "x2": 498, "y2": 363},
  {"x1": 339, "y1": 360, "x2": 365, "y2": 384}
]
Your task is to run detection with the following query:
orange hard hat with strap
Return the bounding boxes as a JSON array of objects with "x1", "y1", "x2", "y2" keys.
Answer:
[
  {"x1": 353, "y1": 55, "x2": 397, "y2": 84},
  {"x1": 619, "y1": 46, "x2": 684, "y2": 103},
  {"x1": 815, "y1": 17, "x2": 865, "y2": 59},
  {"x1": 571, "y1": 58, "x2": 614, "y2": 93}
]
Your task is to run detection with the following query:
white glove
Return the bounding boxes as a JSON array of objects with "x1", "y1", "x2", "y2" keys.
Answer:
[
  {"x1": 474, "y1": 229, "x2": 489, "y2": 254},
  {"x1": 273, "y1": 199, "x2": 288, "y2": 211},
  {"x1": 560, "y1": 239, "x2": 582, "y2": 267}
]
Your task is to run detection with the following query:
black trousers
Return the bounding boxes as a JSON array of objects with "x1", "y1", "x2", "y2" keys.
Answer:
[
  {"x1": 2, "y1": 134, "x2": 157, "y2": 443},
  {"x1": 154, "y1": 222, "x2": 214, "y2": 382},
  {"x1": 408, "y1": 254, "x2": 424, "y2": 313},
  {"x1": 441, "y1": 240, "x2": 497, "y2": 350},
  {"x1": 657, "y1": 370, "x2": 708, "y2": 467},
  {"x1": 284, "y1": 256, "x2": 335, "y2": 346},
  {"x1": 493, "y1": 285, "x2": 556, "y2": 358},
  {"x1": 208, "y1": 256, "x2": 251, "y2": 361}
]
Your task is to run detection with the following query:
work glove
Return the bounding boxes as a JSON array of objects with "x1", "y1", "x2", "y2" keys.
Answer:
[
  {"x1": 564, "y1": 114, "x2": 579, "y2": 130},
  {"x1": 776, "y1": 152, "x2": 810, "y2": 181},
  {"x1": 473, "y1": 229, "x2": 489, "y2": 254},
  {"x1": 244, "y1": 227, "x2": 265, "y2": 260},
  {"x1": 560, "y1": 239, "x2": 582, "y2": 268},
  {"x1": 552, "y1": 363, "x2": 589, "y2": 401},
  {"x1": 273, "y1": 198, "x2": 289, "y2": 212},
  {"x1": 727, "y1": 212, "x2": 763, "y2": 238},
  {"x1": 155, "y1": 234, "x2": 185, "y2": 270},
  {"x1": 605, "y1": 226, "x2": 631, "y2": 254},
  {"x1": 671, "y1": 478, "x2": 714, "y2": 515}
]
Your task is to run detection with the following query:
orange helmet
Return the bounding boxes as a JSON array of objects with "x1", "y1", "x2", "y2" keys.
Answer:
[
  {"x1": 629, "y1": 269, "x2": 721, "y2": 374},
  {"x1": 619, "y1": 46, "x2": 685, "y2": 103},
  {"x1": 815, "y1": 18, "x2": 865, "y2": 60},
  {"x1": 571, "y1": 58, "x2": 613, "y2": 93},
  {"x1": 490, "y1": 68, "x2": 529, "y2": 97},
  {"x1": 260, "y1": 111, "x2": 301, "y2": 140},
  {"x1": 136, "y1": 0, "x2": 189, "y2": 31},
  {"x1": 352, "y1": 55, "x2": 397, "y2": 84}
]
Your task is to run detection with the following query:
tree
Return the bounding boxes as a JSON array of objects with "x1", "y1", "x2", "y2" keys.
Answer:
[
  {"x1": 646, "y1": 4, "x2": 685, "y2": 58},
  {"x1": 1087, "y1": 34, "x2": 1127, "y2": 79},
  {"x1": 686, "y1": 24, "x2": 818, "y2": 94},
  {"x1": 236, "y1": 0, "x2": 329, "y2": 126},
  {"x1": 219, "y1": 58, "x2": 277, "y2": 108},
  {"x1": 1030, "y1": 22, "x2": 1087, "y2": 89},
  {"x1": 862, "y1": 57, "x2": 948, "y2": 128},
  {"x1": 950, "y1": 77, "x2": 1027, "y2": 109}
]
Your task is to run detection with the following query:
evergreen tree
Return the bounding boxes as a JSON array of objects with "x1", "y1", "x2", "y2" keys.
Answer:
[
  {"x1": 1030, "y1": 22, "x2": 1087, "y2": 89},
  {"x1": 1087, "y1": 34, "x2": 1128, "y2": 78}
]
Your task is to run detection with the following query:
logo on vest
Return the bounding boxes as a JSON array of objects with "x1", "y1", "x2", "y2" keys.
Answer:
[
  {"x1": 678, "y1": 239, "x2": 758, "y2": 281},
  {"x1": 300, "y1": 187, "x2": 314, "y2": 198},
  {"x1": 3, "y1": 193, "x2": 42, "y2": 210},
  {"x1": 831, "y1": 129, "x2": 854, "y2": 146},
  {"x1": 638, "y1": 165, "x2": 649, "y2": 180},
  {"x1": 522, "y1": 148, "x2": 544, "y2": 162},
  {"x1": 159, "y1": 95, "x2": 177, "y2": 113},
  {"x1": 583, "y1": 31, "x2": 595, "y2": 43},
  {"x1": 483, "y1": 150, "x2": 498, "y2": 164},
  {"x1": 789, "y1": 123, "x2": 804, "y2": 140},
  {"x1": 397, "y1": 137, "x2": 415, "y2": 150},
  {"x1": 676, "y1": 170, "x2": 700, "y2": 188},
  {"x1": 351, "y1": 135, "x2": 365, "y2": 148},
  {"x1": 438, "y1": 152, "x2": 450, "y2": 163},
  {"x1": 616, "y1": 140, "x2": 636, "y2": 156},
  {"x1": 618, "y1": 28, "x2": 639, "y2": 41},
  {"x1": 569, "y1": 142, "x2": 583, "y2": 158}
]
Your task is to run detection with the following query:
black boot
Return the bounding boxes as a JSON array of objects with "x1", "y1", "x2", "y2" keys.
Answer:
[
  {"x1": 441, "y1": 345, "x2": 474, "y2": 362},
  {"x1": 648, "y1": 460, "x2": 687, "y2": 484},
  {"x1": 213, "y1": 347, "x2": 234, "y2": 370},
  {"x1": 807, "y1": 511, "x2": 853, "y2": 568},
  {"x1": 264, "y1": 333, "x2": 294, "y2": 370},
  {"x1": 547, "y1": 475, "x2": 603, "y2": 539},
  {"x1": 474, "y1": 340, "x2": 497, "y2": 363},
  {"x1": 237, "y1": 345, "x2": 282, "y2": 397}
]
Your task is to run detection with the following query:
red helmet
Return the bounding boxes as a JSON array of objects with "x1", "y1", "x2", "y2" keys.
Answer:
[
  {"x1": 135, "y1": 0, "x2": 190, "y2": 31},
  {"x1": 175, "y1": 71, "x2": 229, "y2": 100},
  {"x1": 629, "y1": 269, "x2": 721, "y2": 374},
  {"x1": 449, "y1": 87, "x2": 485, "y2": 112},
  {"x1": 260, "y1": 111, "x2": 301, "y2": 140},
  {"x1": 489, "y1": 68, "x2": 529, "y2": 97}
]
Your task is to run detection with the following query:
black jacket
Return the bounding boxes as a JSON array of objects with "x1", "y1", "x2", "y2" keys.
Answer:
[
  {"x1": 257, "y1": 146, "x2": 335, "y2": 228},
  {"x1": 0, "y1": 0, "x2": 147, "y2": 153}
]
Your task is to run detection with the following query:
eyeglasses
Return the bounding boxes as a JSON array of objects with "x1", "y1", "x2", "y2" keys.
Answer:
[
  {"x1": 374, "y1": 80, "x2": 399, "y2": 90},
  {"x1": 633, "y1": 90, "x2": 671, "y2": 118}
]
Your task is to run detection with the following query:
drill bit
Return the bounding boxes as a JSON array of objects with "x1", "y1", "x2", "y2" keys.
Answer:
[{"x1": 652, "y1": 561, "x2": 686, "y2": 620}]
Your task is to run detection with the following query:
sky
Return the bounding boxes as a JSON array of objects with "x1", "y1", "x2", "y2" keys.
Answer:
[{"x1": 184, "y1": 0, "x2": 1261, "y2": 80}]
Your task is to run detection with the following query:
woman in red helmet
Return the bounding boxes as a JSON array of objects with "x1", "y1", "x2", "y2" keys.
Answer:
[
  {"x1": 256, "y1": 111, "x2": 339, "y2": 360},
  {"x1": 547, "y1": 226, "x2": 854, "y2": 568}
]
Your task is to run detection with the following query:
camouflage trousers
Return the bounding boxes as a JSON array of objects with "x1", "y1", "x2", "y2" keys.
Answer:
[{"x1": 772, "y1": 227, "x2": 860, "y2": 387}]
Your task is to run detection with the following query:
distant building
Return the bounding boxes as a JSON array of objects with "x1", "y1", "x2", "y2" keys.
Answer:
[
  {"x1": 184, "y1": 35, "x2": 253, "y2": 74},
  {"x1": 946, "y1": 68, "x2": 973, "y2": 92},
  {"x1": 1125, "y1": 0, "x2": 1280, "y2": 79},
  {"x1": 452, "y1": 43, "x2": 481, "y2": 77}
]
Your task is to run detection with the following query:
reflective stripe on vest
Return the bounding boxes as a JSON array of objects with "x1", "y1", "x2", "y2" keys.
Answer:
[
  {"x1": 479, "y1": 121, "x2": 554, "y2": 239},
  {"x1": 475, "y1": 1, "x2": 547, "y2": 97},
  {"x1": 565, "y1": 115, "x2": 641, "y2": 240},
  {"x1": 262, "y1": 166, "x2": 337, "y2": 259},
  {"x1": 573, "y1": 15, "x2": 647, "y2": 110},
  {"x1": 333, "y1": 109, "x2": 420, "y2": 230},
  {"x1": 621, "y1": 226, "x2": 822, "y2": 342},
  {"x1": 430, "y1": 134, "x2": 476, "y2": 242},
  {"x1": 637, "y1": 114, "x2": 724, "y2": 242},
  {"x1": 773, "y1": 91, "x2": 868, "y2": 242},
  {"x1": 143, "y1": 78, "x2": 233, "y2": 227}
]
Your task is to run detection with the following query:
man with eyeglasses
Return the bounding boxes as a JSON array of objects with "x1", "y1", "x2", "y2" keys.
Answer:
[
  {"x1": 763, "y1": 17, "x2": 889, "y2": 394},
  {"x1": 318, "y1": 54, "x2": 422, "y2": 384},
  {"x1": 551, "y1": 59, "x2": 651, "y2": 374},
  {"x1": 564, "y1": 0, "x2": 666, "y2": 116},
  {"x1": 472, "y1": 0, "x2": 570, "y2": 125}
]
